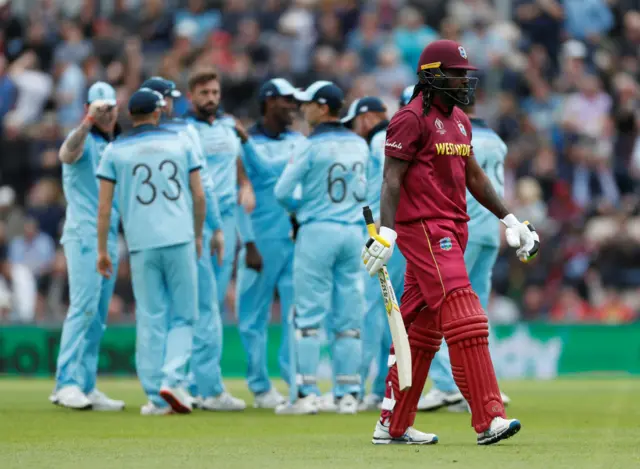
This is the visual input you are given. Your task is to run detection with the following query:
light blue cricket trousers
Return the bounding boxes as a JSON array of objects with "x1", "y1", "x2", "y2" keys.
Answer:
[
  {"x1": 212, "y1": 209, "x2": 236, "y2": 313},
  {"x1": 236, "y1": 237, "x2": 294, "y2": 395},
  {"x1": 361, "y1": 247, "x2": 407, "y2": 397},
  {"x1": 430, "y1": 242, "x2": 499, "y2": 393},
  {"x1": 190, "y1": 228, "x2": 225, "y2": 398},
  {"x1": 130, "y1": 241, "x2": 198, "y2": 408},
  {"x1": 55, "y1": 239, "x2": 119, "y2": 394},
  {"x1": 293, "y1": 222, "x2": 365, "y2": 399}
]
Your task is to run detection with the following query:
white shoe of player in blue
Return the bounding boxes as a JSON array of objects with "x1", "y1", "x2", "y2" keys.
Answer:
[
  {"x1": 371, "y1": 420, "x2": 439, "y2": 445},
  {"x1": 316, "y1": 392, "x2": 338, "y2": 413},
  {"x1": 88, "y1": 389, "x2": 125, "y2": 411},
  {"x1": 477, "y1": 417, "x2": 521, "y2": 445},
  {"x1": 337, "y1": 394, "x2": 358, "y2": 415},
  {"x1": 417, "y1": 388, "x2": 463, "y2": 411},
  {"x1": 159, "y1": 386, "x2": 192, "y2": 414},
  {"x1": 140, "y1": 402, "x2": 174, "y2": 415},
  {"x1": 275, "y1": 395, "x2": 318, "y2": 415},
  {"x1": 359, "y1": 394, "x2": 383, "y2": 411},
  {"x1": 501, "y1": 392, "x2": 511, "y2": 406},
  {"x1": 254, "y1": 388, "x2": 286, "y2": 409},
  {"x1": 201, "y1": 392, "x2": 246, "y2": 411},
  {"x1": 50, "y1": 385, "x2": 92, "y2": 410}
]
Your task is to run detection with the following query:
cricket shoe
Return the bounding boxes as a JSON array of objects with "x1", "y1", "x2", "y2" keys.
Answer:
[
  {"x1": 275, "y1": 395, "x2": 318, "y2": 415},
  {"x1": 254, "y1": 388, "x2": 286, "y2": 409},
  {"x1": 159, "y1": 386, "x2": 192, "y2": 414},
  {"x1": 358, "y1": 393, "x2": 383, "y2": 411},
  {"x1": 316, "y1": 392, "x2": 338, "y2": 412},
  {"x1": 49, "y1": 385, "x2": 92, "y2": 410},
  {"x1": 477, "y1": 417, "x2": 521, "y2": 445},
  {"x1": 371, "y1": 420, "x2": 439, "y2": 445},
  {"x1": 88, "y1": 389, "x2": 125, "y2": 411},
  {"x1": 201, "y1": 392, "x2": 246, "y2": 411},
  {"x1": 417, "y1": 388, "x2": 464, "y2": 411},
  {"x1": 140, "y1": 402, "x2": 174, "y2": 415},
  {"x1": 447, "y1": 400, "x2": 471, "y2": 413},
  {"x1": 190, "y1": 395, "x2": 203, "y2": 409},
  {"x1": 337, "y1": 394, "x2": 358, "y2": 415}
]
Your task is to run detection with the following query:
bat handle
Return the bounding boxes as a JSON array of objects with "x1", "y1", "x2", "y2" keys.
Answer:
[{"x1": 362, "y1": 206, "x2": 377, "y2": 238}]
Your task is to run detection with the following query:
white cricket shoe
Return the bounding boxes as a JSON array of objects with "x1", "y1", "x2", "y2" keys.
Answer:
[
  {"x1": 275, "y1": 395, "x2": 318, "y2": 415},
  {"x1": 316, "y1": 392, "x2": 338, "y2": 412},
  {"x1": 140, "y1": 401, "x2": 174, "y2": 415},
  {"x1": 201, "y1": 392, "x2": 246, "y2": 411},
  {"x1": 337, "y1": 394, "x2": 358, "y2": 414},
  {"x1": 50, "y1": 385, "x2": 92, "y2": 410},
  {"x1": 159, "y1": 386, "x2": 192, "y2": 414},
  {"x1": 417, "y1": 388, "x2": 463, "y2": 411},
  {"x1": 254, "y1": 388, "x2": 286, "y2": 409},
  {"x1": 372, "y1": 420, "x2": 439, "y2": 445},
  {"x1": 87, "y1": 389, "x2": 125, "y2": 411},
  {"x1": 501, "y1": 392, "x2": 511, "y2": 406},
  {"x1": 447, "y1": 400, "x2": 471, "y2": 413},
  {"x1": 359, "y1": 393, "x2": 383, "y2": 411},
  {"x1": 477, "y1": 417, "x2": 521, "y2": 445}
]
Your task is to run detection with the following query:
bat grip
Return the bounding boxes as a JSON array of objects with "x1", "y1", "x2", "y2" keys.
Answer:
[{"x1": 362, "y1": 206, "x2": 378, "y2": 237}]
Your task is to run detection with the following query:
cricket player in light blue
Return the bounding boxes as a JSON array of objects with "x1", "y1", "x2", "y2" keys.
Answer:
[
  {"x1": 341, "y1": 96, "x2": 408, "y2": 412},
  {"x1": 184, "y1": 68, "x2": 255, "y2": 314},
  {"x1": 274, "y1": 81, "x2": 368, "y2": 415},
  {"x1": 96, "y1": 88, "x2": 204, "y2": 416},
  {"x1": 235, "y1": 78, "x2": 307, "y2": 408},
  {"x1": 417, "y1": 95, "x2": 512, "y2": 412},
  {"x1": 50, "y1": 82, "x2": 124, "y2": 411},
  {"x1": 142, "y1": 77, "x2": 245, "y2": 411}
]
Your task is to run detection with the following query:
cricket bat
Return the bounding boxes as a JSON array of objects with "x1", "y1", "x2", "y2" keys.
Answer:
[{"x1": 362, "y1": 206, "x2": 412, "y2": 391}]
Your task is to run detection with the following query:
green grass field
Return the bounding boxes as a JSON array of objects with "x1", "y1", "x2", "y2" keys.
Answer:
[{"x1": 1, "y1": 378, "x2": 639, "y2": 469}]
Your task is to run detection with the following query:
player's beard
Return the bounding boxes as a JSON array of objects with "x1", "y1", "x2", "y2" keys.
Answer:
[{"x1": 195, "y1": 101, "x2": 218, "y2": 119}]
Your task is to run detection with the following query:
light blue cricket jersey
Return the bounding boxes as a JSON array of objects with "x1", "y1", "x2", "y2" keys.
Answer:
[
  {"x1": 241, "y1": 122, "x2": 306, "y2": 240},
  {"x1": 60, "y1": 127, "x2": 120, "y2": 246},
  {"x1": 160, "y1": 116, "x2": 221, "y2": 232},
  {"x1": 364, "y1": 120, "x2": 389, "y2": 222},
  {"x1": 97, "y1": 124, "x2": 201, "y2": 253},
  {"x1": 467, "y1": 118, "x2": 507, "y2": 247},
  {"x1": 274, "y1": 121, "x2": 369, "y2": 226},
  {"x1": 185, "y1": 111, "x2": 241, "y2": 216}
]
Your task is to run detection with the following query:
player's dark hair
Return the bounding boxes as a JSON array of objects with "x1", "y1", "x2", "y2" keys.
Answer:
[
  {"x1": 327, "y1": 106, "x2": 341, "y2": 118},
  {"x1": 409, "y1": 83, "x2": 434, "y2": 116},
  {"x1": 188, "y1": 67, "x2": 219, "y2": 92}
]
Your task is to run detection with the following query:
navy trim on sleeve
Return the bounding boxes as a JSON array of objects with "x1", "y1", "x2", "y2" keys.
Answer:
[{"x1": 97, "y1": 175, "x2": 116, "y2": 183}]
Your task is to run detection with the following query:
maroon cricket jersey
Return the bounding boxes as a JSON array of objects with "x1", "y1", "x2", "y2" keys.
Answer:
[{"x1": 385, "y1": 93, "x2": 473, "y2": 224}]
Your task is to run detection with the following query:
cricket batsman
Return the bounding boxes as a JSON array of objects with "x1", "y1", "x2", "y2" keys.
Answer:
[
  {"x1": 418, "y1": 93, "x2": 511, "y2": 412},
  {"x1": 362, "y1": 40, "x2": 539, "y2": 445},
  {"x1": 341, "y1": 96, "x2": 406, "y2": 411}
]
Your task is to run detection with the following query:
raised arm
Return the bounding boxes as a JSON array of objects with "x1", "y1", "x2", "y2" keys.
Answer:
[{"x1": 59, "y1": 102, "x2": 110, "y2": 164}]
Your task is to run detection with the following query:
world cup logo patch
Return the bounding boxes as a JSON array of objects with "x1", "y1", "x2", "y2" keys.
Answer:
[
  {"x1": 439, "y1": 237, "x2": 452, "y2": 251},
  {"x1": 434, "y1": 118, "x2": 446, "y2": 135}
]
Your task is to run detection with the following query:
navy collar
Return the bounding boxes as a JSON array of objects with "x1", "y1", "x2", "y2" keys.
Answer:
[
  {"x1": 250, "y1": 120, "x2": 288, "y2": 140},
  {"x1": 126, "y1": 123, "x2": 159, "y2": 136},
  {"x1": 366, "y1": 119, "x2": 389, "y2": 145},
  {"x1": 469, "y1": 117, "x2": 489, "y2": 128},
  {"x1": 91, "y1": 123, "x2": 121, "y2": 142},
  {"x1": 309, "y1": 120, "x2": 346, "y2": 138}
]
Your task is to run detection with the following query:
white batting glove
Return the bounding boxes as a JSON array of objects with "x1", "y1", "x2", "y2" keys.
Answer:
[
  {"x1": 362, "y1": 226, "x2": 397, "y2": 276},
  {"x1": 501, "y1": 214, "x2": 540, "y2": 263}
]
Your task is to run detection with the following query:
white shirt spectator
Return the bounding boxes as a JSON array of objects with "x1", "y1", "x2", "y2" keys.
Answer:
[{"x1": 0, "y1": 263, "x2": 37, "y2": 323}]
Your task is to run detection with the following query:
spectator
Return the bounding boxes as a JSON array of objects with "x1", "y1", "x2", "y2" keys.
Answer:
[
  {"x1": 549, "y1": 284, "x2": 593, "y2": 322},
  {"x1": 563, "y1": 0, "x2": 613, "y2": 44},
  {"x1": 8, "y1": 216, "x2": 56, "y2": 279},
  {"x1": 346, "y1": 10, "x2": 384, "y2": 73},
  {"x1": 0, "y1": 242, "x2": 36, "y2": 323},
  {"x1": 393, "y1": 6, "x2": 439, "y2": 70},
  {"x1": 174, "y1": 0, "x2": 221, "y2": 48},
  {"x1": 0, "y1": 186, "x2": 25, "y2": 240},
  {"x1": 53, "y1": 51, "x2": 86, "y2": 132}
]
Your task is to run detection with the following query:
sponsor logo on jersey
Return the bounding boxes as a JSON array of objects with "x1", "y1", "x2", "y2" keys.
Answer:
[
  {"x1": 385, "y1": 140, "x2": 403, "y2": 150},
  {"x1": 435, "y1": 142, "x2": 471, "y2": 157},
  {"x1": 439, "y1": 237, "x2": 452, "y2": 251}
]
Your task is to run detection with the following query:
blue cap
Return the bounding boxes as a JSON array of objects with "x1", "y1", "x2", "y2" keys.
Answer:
[
  {"x1": 87, "y1": 81, "x2": 117, "y2": 105},
  {"x1": 258, "y1": 78, "x2": 297, "y2": 102},
  {"x1": 340, "y1": 96, "x2": 387, "y2": 127},
  {"x1": 294, "y1": 81, "x2": 344, "y2": 111},
  {"x1": 141, "y1": 76, "x2": 182, "y2": 98},
  {"x1": 128, "y1": 88, "x2": 166, "y2": 115},
  {"x1": 399, "y1": 85, "x2": 415, "y2": 107}
]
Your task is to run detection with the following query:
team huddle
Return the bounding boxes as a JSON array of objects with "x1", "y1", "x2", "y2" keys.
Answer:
[{"x1": 48, "y1": 40, "x2": 540, "y2": 446}]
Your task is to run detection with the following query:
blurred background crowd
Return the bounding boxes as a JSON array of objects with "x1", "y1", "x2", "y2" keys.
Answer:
[{"x1": 0, "y1": 0, "x2": 638, "y2": 325}]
